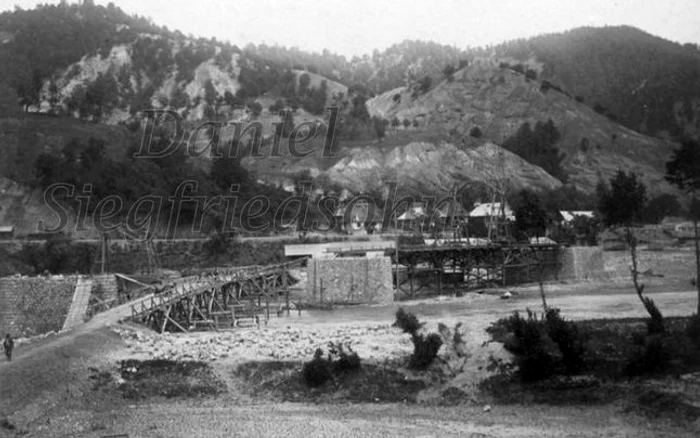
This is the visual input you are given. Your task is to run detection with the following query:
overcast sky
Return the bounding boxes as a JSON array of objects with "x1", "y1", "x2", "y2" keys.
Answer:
[{"x1": 3, "y1": 0, "x2": 700, "y2": 57}]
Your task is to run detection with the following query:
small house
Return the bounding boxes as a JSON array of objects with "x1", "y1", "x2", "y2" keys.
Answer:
[
  {"x1": 431, "y1": 201, "x2": 470, "y2": 235},
  {"x1": 396, "y1": 202, "x2": 427, "y2": 231},
  {"x1": 559, "y1": 211, "x2": 595, "y2": 225},
  {"x1": 468, "y1": 202, "x2": 514, "y2": 237},
  {"x1": 333, "y1": 200, "x2": 383, "y2": 234}
]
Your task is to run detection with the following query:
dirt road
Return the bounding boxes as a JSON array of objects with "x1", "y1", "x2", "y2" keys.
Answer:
[{"x1": 85, "y1": 401, "x2": 691, "y2": 438}]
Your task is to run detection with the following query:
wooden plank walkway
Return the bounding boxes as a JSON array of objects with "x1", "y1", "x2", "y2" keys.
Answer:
[{"x1": 62, "y1": 277, "x2": 93, "y2": 330}]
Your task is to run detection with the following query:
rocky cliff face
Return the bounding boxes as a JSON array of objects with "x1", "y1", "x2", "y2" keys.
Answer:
[
  {"x1": 367, "y1": 61, "x2": 680, "y2": 196},
  {"x1": 324, "y1": 141, "x2": 562, "y2": 195}
]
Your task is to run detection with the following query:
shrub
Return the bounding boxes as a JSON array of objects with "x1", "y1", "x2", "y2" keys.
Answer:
[
  {"x1": 302, "y1": 348, "x2": 333, "y2": 387},
  {"x1": 491, "y1": 308, "x2": 586, "y2": 381},
  {"x1": 507, "y1": 310, "x2": 557, "y2": 381},
  {"x1": 544, "y1": 308, "x2": 586, "y2": 374},
  {"x1": 519, "y1": 344, "x2": 556, "y2": 382},
  {"x1": 328, "y1": 342, "x2": 361, "y2": 374},
  {"x1": 301, "y1": 343, "x2": 362, "y2": 388},
  {"x1": 393, "y1": 308, "x2": 443, "y2": 370},
  {"x1": 624, "y1": 334, "x2": 670, "y2": 376},
  {"x1": 410, "y1": 333, "x2": 443, "y2": 370},
  {"x1": 469, "y1": 126, "x2": 483, "y2": 138},
  {"x1": 394, "y1": 307, "x2": 423, "y2": 334}
]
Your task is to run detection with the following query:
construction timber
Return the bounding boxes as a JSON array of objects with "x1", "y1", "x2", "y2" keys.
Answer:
[
  {"x1": 129, "y1": 259, "x2": 304, "y2": 333},
  {"x1": 392, "y1": 242, "x2": 561, "y2": 297}
]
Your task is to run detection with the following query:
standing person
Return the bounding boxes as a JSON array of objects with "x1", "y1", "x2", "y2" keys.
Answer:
[{"x1": 3, "y1": 333, "x2": 14, "y2": 361}]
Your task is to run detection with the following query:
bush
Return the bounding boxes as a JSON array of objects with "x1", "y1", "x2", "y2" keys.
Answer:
[
  {"x1": 506, "y1": 310, "x2": 557, "y2": 381},
  {"x1": 544, "y1": 308, "x2": 586, "y2": 374},
  {"x1": 301, "y1": 343, "x2": 362, "y2": 388},
  {"x1": 625, "y1": 334, "x2": 670, "y2": 376},
  {"x1": 410, "y1": 333, "x2": 443, "y2": 370},
  {"x1": 328, "y1": 342, "x2": 361, "y2": 374},
  {"x1": 394, "y1": 307, "x2": 423, "y2": 334},
  {"x1": 491, "y1": 308, "x2": 586, "y2": 381},
  {"x1": 519, "y1": 344, "x2": 557, "y2": 382},
  {"x1": 393, "y1": 308, "x2": 443, "y2": 370},
  {"x1": 302, "y1": 348, "x2": 333, "y2": 387}
]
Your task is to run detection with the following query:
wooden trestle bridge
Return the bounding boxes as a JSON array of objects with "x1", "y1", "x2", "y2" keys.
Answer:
[
  {"x1": 393, "y1": 242, "x2": 561, "y2": 296},
  {"x1": 129, "y1": 259, "x2": 304, "y2": 333},
  {"x1": 128, "y1": 241, "x2": 562, "y2": 332}
]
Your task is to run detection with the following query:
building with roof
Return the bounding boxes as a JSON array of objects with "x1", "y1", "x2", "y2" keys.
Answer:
[
  {"x1": 467, "y1": 202, "x2": 514, "y2": 238},
  {"x1": 559, "y1": 211, "x2": 595, "y2": 224},
  {"x1": 333, "y1": 200, "x2": 383, "y2": 234},
  {"x1": 396, "y1": 202, "x2": 427, "y2": 230}
]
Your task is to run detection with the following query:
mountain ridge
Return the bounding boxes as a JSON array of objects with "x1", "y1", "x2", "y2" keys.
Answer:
[{"x1": 0, "y1": 2, "x2": 695, "y2": 237}]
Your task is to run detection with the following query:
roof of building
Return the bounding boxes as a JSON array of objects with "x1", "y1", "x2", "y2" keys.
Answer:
[
  {"x1": 334, "y1": 201, "x2": 383, "y2": 222},
  {"x1": 434, "y1": 202, "x2": 469, "y2": 218},
  {"x1": 397, "y1": 202, "x2": 427, "y2": 221},
  {"x1": 469, "y1": 202, "x2": 514, "y2": 219},
  {"x1": 0, "y1": 225, "x2": 14, "y2": 233},
  {"x1": 530, "y1": 236, "x2": 557, "y2": 244},
  {"x1": 560, "y1": 211, "x2": 595, "y2": 222}
]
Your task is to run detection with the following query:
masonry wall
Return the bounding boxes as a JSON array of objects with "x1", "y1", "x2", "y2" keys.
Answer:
[
  {"x1": 0, "y1": 275, "x2": 78, "y2": 337},
  {"x1": 306, "y1": 256, "x2": 393, "y2": 305},
  {"x1": 85, "y1": 274, "x2": 122, "y2": 318},
  {"x1": 558, "y1": 246, "x2": 606, "y2": 280},
  {"x1": 92, "y1": 274, "x2": 120, "y2": 303}
]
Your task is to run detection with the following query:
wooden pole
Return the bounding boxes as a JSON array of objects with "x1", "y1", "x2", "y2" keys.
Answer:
[
  {"x1": 284, "y1": 270, "x2": 290, "y2": 316},
  {"x1": 364, "y1": 258, "x2": 369, "y2": 300},
  {"x1": 100, "y1": 233, "x2": 106, "y2": 274},
  {"x1": 394, "y1": 236, "x2": 400, "y2": 297}
]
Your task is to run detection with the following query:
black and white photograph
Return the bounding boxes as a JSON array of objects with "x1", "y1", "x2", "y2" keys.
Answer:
[{"x1": 1, "y1": 0, "x2": 700, "y2": 436}]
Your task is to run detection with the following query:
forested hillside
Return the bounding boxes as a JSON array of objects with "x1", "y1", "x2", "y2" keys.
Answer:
[{"x1": 481, "y1": 26, "x2": 700, "y2": 138}]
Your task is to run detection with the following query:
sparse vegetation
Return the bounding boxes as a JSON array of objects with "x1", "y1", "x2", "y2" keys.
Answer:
[{"x1": 393, "y1": 308, "x2": 443, "y2": 370}]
